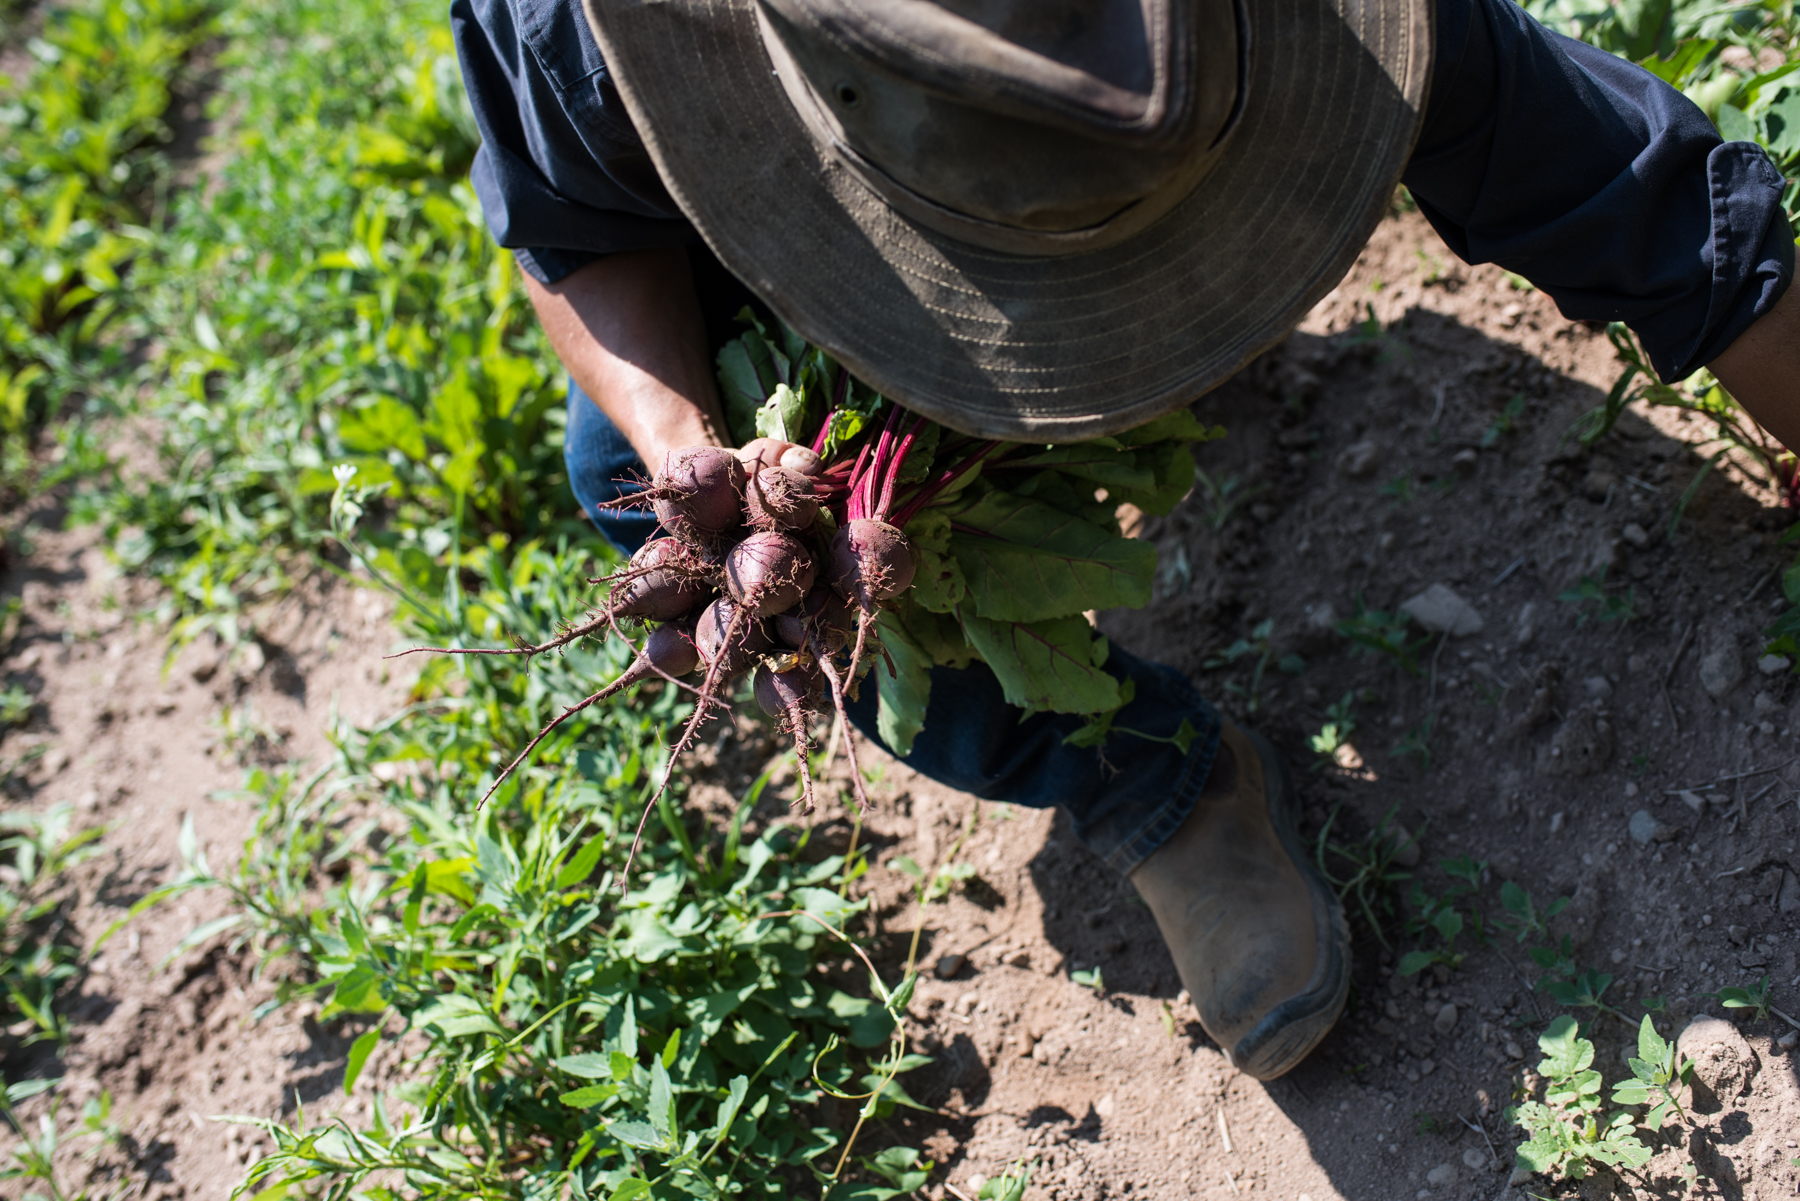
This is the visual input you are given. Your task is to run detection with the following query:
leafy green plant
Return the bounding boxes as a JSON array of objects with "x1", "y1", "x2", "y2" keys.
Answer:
[
  {"x1": 1, "y1": 806, "x2": 105, "y2": 1044},
  {"x1": 1398, "y1": 857, "x2": 1489, "y2": 976},
  {"x1": 1336, "y1": 598, "x2": 1431, "y2": 675},
  {"x1": 1508, "y1": 1015, "x2": 1652, "y2": 1180},
  {"x1": 1314, "y1": 804, "x2": 1416, "y2": 946},
  {"x1": 1390, "y1": 715, "x2": 1435, "y2": 769},
  {"x1": 1191, "y1": 468, "x2": 1265, "y2": 530},
  {"x1": 1706, "y1": 975, "x2": 1773, "y2": 1022},
  {"x1": 1482, "y1": 393, "x2": 1527, "y2": 448},
  {"x1": 1307, "y1": 691, "x2": 1360, "y2": 768},
  {"x1": 0, "y1": 684, "x2": 33, "y2": 728},
  {"x1": 975, "y1": 1156, "x2": 1035, "y2": 1201},
  {"x1": 1497, "y1": 881, "x2": 1570, "y2": 945},
  {"x1": 0, "y1": 1081, "x2": 124, "y2": 1201},
  {"x1": 1611, "y1": 1014, "x2": 1693, "y2": 1133},
  {"x1": 1070, "y1": 967, "x2": 1104, "y2": 994},
  {"x1": 1558, "y1": 567, "x2": 1637, "y2": 625},
  {"x1": 1202, "y1": 619, "x2": 1304, "y2": 714}
]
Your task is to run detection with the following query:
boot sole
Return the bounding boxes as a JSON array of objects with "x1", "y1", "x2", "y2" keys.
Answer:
[{"x1": 1227, "y1": 726, "x2": 1351, "y2": 1080}]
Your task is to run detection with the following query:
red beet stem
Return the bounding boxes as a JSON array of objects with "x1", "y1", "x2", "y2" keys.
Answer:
[
  {"x1": 875, "y1": 416, "x2": 926, "y2": 523},
  {"x1": 890, "y1": 439, "x2": 1004, "y2": 529}
]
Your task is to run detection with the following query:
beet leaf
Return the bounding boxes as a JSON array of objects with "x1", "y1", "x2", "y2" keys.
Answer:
[
  {"x1": 946, "y1": 490, "x2": 1157, "y2": 622},
  {"x1": 956, "y1": 614, "x2": 1123, "y2": 715}
]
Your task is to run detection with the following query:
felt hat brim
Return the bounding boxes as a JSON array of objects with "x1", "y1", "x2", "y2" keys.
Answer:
[{"x1": 584, "y1": 0, "x2": 1432, "y2": 440}]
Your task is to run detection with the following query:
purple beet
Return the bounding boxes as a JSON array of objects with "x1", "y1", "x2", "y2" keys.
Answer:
[
  {"x1": 744, "y1": 466, "x2": 820, "y2": 532},
  {"x1": 754, "y1": 662, "x2": 823, "y2": 812},
  {"x1": 725, "y1": 532, "x2": 817, "y2": 618},
  {"x1": 695, "y1": 596, "x2": 771, "y2": 678},
  {"x1": 612, "y1": 537, "x2": 715, "y2": 620},
  {"x1": 647, "y1": 447, "x2": 746, "y2": 541},
  {"x1": 829, "y1": 519, "x2": 917, "y2": 611}
]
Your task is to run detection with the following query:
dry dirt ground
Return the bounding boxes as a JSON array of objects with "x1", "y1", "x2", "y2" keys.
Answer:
[{"x1": 4, "y1": 209, "x2": 1800, "y2": 1201}]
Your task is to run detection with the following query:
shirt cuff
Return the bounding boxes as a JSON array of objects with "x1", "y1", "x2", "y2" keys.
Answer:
[
  {"x1": 1638, "y1": 141, "x2": 1794, "y2": 382},
  {"x1": 514, "y1": 246, "x2": 604, "y2": 285}
]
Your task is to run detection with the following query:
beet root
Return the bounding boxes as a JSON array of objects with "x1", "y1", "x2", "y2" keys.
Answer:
[
  {"x1": 754, "y1": 662, "x2": 822, "y2": 811},
  {"x1": 744, "y1": 466, "x2": 820, "y2": 532},
  {"x1": 829, "y1": 520, "x2": 917, "y2": 611},
  {"x1": 773, "y1": 586, "x2": 854, "y2": 653},
  {"x1": 695, "y1": 596, "x2": 771, "y2": 679},
  {"x1": 724, "y1": 532, "x2": 817, "y2": 618},
  {"x1": 644, "y1": 446, "x2": 746, "y2": 541},
  {"x1": 612, "y1": 537, "x2": 715, "y2": 620}
]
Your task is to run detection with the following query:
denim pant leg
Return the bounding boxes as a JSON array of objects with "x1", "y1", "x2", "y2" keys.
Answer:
[
  {"x1": 565, "y1": 377, "x2": 660, "y2": 556},
  {"x1": 844, "y1": 648, "x2": 1221, "y2": 873},
  {"x1": 562, "y1": 377, "x2": 1223, "y2": 873}
]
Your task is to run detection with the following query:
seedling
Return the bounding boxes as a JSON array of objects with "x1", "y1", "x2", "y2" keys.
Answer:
[
  {"x1": 1507, "y1": 1015, "x2": 1651, "y2": 1180},
  {"x1": 977, "y1": 1156, "x2": 1035, "y2": 1201},
  {"x1": 1391, "y1": 715, "x2": 1435, "y2": 769},
  {"x1": 1497, "y1": 882, "x2": 1570, "y2": 944},
  {"x1": 1203, "y1": 619, "x2": 1304, "y2": 715},
  {"x1": 1314, "y1": 803, "x2": 1417, "y2": 946},
  {"x1": 1558, "y1": 568, "x2": 1637, "y2": 625},
  {"x1": 1610, "y1": 1014, "x2": 1692, "y2": 1133},
  {"x1": 1398, "y1": 897, "x2": 1464, "y2": 976},
  {"x1": 1070, "y1": 966, "x2": 1105, "y2": 994},
  {"x1": 1336, "y1": 597, "x2": 1432, "y2": 675},
  {"x1": 1379, "y1": 470, "x2": 1416, "y2": 504},
  {"x1": 0, "y1": 685, "x2": 32, "y2": 728},
  {"x1": 1308, "y1": 691, "x2": 1361, "y2": 769},
  {"x1": 1705, "y1": 975, "x2": 1772, "y2": 1022},
  {"x1": 0, "y1": 1082, "x2": 123, "y2": 1201},
  {"x1": 1482, "y1": 393, "x2": 1527, "y2": 448},
  {"x1": 1192, "y1": 468, "x2": 1266, "y2": 531}
]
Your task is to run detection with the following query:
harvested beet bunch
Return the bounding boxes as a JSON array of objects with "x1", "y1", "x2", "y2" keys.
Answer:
[{"x1": 403, "y1": 313, "x2": 1221, "y2": 887}]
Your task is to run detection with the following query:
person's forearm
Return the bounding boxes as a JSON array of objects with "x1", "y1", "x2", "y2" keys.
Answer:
[
  {"x1": 522, "y1": 247, "x2": 729, "y2": 470},
  {"x1": 1709, "y1": 282, "x2": 1800, "y2": 453}
]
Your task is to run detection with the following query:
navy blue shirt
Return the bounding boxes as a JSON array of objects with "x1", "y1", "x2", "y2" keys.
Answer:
[{"x1": 451, "y1": 0, "x2": 1792, "y2": 382}]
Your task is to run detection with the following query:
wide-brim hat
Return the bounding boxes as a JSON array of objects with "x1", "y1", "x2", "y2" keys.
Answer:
[{"x1": 583, "y1": 0, "x2": 1431, "y2": 440}]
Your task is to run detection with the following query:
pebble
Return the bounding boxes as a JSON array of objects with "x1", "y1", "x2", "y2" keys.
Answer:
[
  {"x1": 1505, "y1": 1040, "x2": 1525, "y2": 1059},
  {"x1": 1462, "y1": 1147, "x2": 1488, "y2": 1171},
  {"x1": 1628, "y1": 809, "x2": 1675, "y2": 845},
  {"x1": 1582, "y1": 675, "x2": 1614, "y2": 700},
  {"x1": 1548, "y1": 811, "x2": 1566, "y2": 834},
  {"x1": 1401, "y1": 584, "x2": 1484, "y2": 636},
  {"x1": 1426, "y1": 1163, "x2": 1457, "y2": 1187},
  {"x1": 1338, "y1": 440, "x2": 1379, "y2": 477},
  {"x1": 1509, "y1": 1166, "x2": 1533, "y2": 1187},
  {"x1": 1778, "y1": 870, "x2": 1800, "y2": 914},
  {"x1": 1699, "y1": 645, "x2": 1745, "y2": 698},
  {"x1": 1622, "y1": 522, "x2": 1649, "y2": 548},
  {"x1": 1433, "y1": 1003, "x2": 1458, "y2": 1035},
  {"x1": 1758, "y1": 653, "x2": 1791, "y2": 676},
  {"x1": 935, "y1": 953, "x2": 967, "y2": 979}
]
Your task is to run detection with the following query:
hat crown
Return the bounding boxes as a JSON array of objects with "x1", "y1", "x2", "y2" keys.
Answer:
[{"x1": 757, "y1": 0, "x2": 1244, "y2": 249}]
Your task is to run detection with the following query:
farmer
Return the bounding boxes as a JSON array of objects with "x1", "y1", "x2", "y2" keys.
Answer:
[{"x1": 453, "y1": 0, "x2": 1797, "y2": 1079}]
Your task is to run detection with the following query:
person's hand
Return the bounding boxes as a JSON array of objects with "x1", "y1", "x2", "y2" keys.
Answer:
[{"x1": 735, "y1": 436, "x2": 822, "y2": 476}]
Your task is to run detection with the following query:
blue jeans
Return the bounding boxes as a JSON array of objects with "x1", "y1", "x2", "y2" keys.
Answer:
[{"x1": 565, "y1": 379, "x2": 1222, "y2": 873}]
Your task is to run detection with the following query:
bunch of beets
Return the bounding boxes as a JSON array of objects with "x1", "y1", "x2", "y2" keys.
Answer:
[{"x1": 404, "y1": 319, "x2": 1217, "y2": 884}]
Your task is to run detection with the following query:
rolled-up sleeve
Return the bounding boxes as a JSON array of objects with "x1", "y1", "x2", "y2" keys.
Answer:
[
  {"x1": 1404, "y1": 0, "x2": 1793, "y2": 382},
  {"x1": 450, "y1": 0, "x2": 697, "y2": 283}
]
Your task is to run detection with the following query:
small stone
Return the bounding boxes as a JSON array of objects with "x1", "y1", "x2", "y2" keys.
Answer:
[
  {"x1": 1338, "y1": 440, "x2": 1379, "y2": 477},
  {"x1": 1509, "y1": 1166, "x2": 1533, "y2": 1187},
  {"x1": 1623, "y1": 781, "x2": 1638, "y2": 797},
  {"x1": 1419, "y1": 1058, "x2": 1437, "y2": 1077},
  {"x1": 1756, "y1": 691, "x2": 1780, "y2": 713},
  {"x1": 1426, "y1": 1163, "x2": 1457, "y2": 1187},
  {"x1": 1003, "y1": 949, "x2": 1032, "y2": 968},
  {"x1": 1680, "y1": 790, "x2": 1707, "y2": 814},
  {"x1": 1462, "y1": 1147, "x2": 1488, "y2": 1171},
  {"x1": 1758, "y1": 654, "x2": 1791, "y2": 676},
  {"x1": 1778, "y1": 870, "x2": 1800, "y2": 914},
  {"x1": 1095, "y1": 1093, "x2": 1115, "y2": 1118},
  {"x1": 1451, "y1": 448, "x2": 1478, "y2": 468},
  {"x1": 935, "y1": 953, "x2": 967, "y2": 979},
  {"x1": 953, "y1": 992, "x2": 979, "y2": 1016},
  {"x1": 1401, "y1": 584, "x2": 1484, "y2": 636},
  {"x1": 1628, "y1": 810, "x2": 1660, "y2": 845},
  {"x1": 1777, "y1": 1030, "x2": 1798, "y2": 1051},
  {"x1": 1434, "y1": 1003, "x2": 1459, "y2": 1035},
  {"x1": 1582, "y1": 675, "x2": 1614, "y2": 701},
  {"x1": 1699, "y1": 645, "x2": 1745, "y2": 699},
  {"x1": 1504, "y1": 1040, "x2": 1525, "y2": 1059},
  {"x1": 1622, "y1": 522, "x2": 1649, "y2": 548},
  {"x1": 1726, "y1": 925, "x2": 1748, "y2": 946},
  {"x1": 1548, "y1": 811, "x2": 1566, "y2": 834}
]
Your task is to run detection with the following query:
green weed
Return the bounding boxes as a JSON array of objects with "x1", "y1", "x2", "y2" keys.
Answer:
[
  {"x1": 1, "y1": 806, "x2": 105, "y2": 1045},
  {"x1": 1611, "y1": 1014, "x2": 1693, "y2": 1133},
  {"x1": 1390, "y1": 715, "x2": 1435, "y2": 769},
  {"x1": 1558, "y1": 568, "x2": 1637, "y2": 625},
  {"x1": 1202, "y1": 619, "x2": 1304, "y2": 715},
  {"x1": 1336, "y1": 598, "x2": 1431, "y2": 675},
  {"x1": 1379, "y1": 470, "x2": 1415, "y2": 504},
  {"x1": 0, "y1": 1082, "x2": 124, "y2": 1201},
  {"x1": 1482, "y1": 393, "x2": 1526, "y2": 448},
  {"x1": 1307, "y1": 691, "x2": 1361, "y2": 769},
  {"x1": 1398, "y1": 856, "x2": 1489, "y2": 976},
  {"x1": 0, "y1": 684, "x2": 33, "y2": 728},
  {"x1": 1508, "y1": 1016, "x2": 1652, "y2": 1180},
  {"x1": 1191, "y1": 468, "x2": 1265, "y2": 531},
  {"x1": 1705, "y1": 975, "x2": 1773, "y2": 1022},
  {"x1": 1314, "y1": 804, "x2": 1416, "y2": 947}
]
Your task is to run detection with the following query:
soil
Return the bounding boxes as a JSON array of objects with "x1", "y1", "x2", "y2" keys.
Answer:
[{"x1": 4, "y1": 209, "x2": 1800, "y2": 1201}]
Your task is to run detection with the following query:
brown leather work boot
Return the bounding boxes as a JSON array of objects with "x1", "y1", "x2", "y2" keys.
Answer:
[{"x1": 1130, "y1": 720, "x2": 1350, "y2": 1079}]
